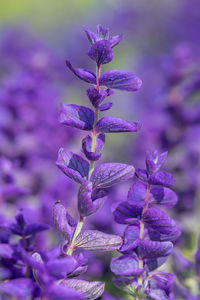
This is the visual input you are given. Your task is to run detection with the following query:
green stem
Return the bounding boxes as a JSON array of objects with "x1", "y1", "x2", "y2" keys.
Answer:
[{"x1": 67, "y1": 216, "x2": 84, "y2": 255}]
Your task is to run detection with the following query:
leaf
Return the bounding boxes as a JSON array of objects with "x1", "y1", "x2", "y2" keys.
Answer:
[
  {"x1": 143, "y1": 207, "x2": 177, "y2": 235},
  {"x1": 148, "y1": 171, "x2": 175, "y2": 187},
  {"x1": 53, "y1": 201, "x2": 75, "y2": 241},
  {"x1": 95, "y1": 116, "x2": 141, "y2": 133},
  {"x1": 113, "y1": 201, "x2": 143, "y2": 224},
  {"x1": 74, "y1": 230, "x2": 122, "y2": 251},
  {"x1": 98, "y1": 102, "x2": 112, "y2": 111},
  {"x1": 82, "y1": 133, "x2": 105, "y2": 161},
  {"x1": 46, "y1": 257, "x2": 77, "y2": 279},
  {"x1": 100, "y1": 70, "x2": 142, "y2": 91},
  {"x1": 56, "y1": 148, "x2": 89, "y2": 184},
  {"x1": 91, "y1": 163, "x2": 135, "y2": 189},
  {"x1": 88, "y1": 40, "x2": 113, "y2": 66},
  {"x1": 78, "y1": 181, "x2": 106, "y2": 217},
  {"x1": 120, "y1": 224, "x2": 140, "y2": 252},
  {"x1": 45, "y1": 283, "x2": 84, "y2": 300},
  {"x1": 59, "y1": 104, "x2": 94, "y2": 131},
  {"x1": 111, "y1": 255, "x2": 145, "y2": 276},
  {"x1": 61, "y1": 279, "x2": 104, "y2": 300},
  {"x1": 24, "y1": 223, "x2": 49, "y2": 236},
  {"x1": 137, "y1": 240, "x2": 173, "y2": 259},
  {"x1": 66, "y1": 60, "x2": 96, "y2": 84},
  {"x1": 0, "y1": 244, "x2": 14, "y2": 259}
]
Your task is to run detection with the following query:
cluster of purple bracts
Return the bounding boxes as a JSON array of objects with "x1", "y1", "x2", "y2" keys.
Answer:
[{"x1": 111, "y1": 151, "x2": 181, "y2": 299}]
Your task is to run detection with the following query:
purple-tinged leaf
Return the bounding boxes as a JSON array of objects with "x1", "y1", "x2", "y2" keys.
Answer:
[
  {"x1": 53, "y1": 201, "x2": 74, "y2": 241},
  {"x1": 91, "y1": 163, "x2": 135, "y2": 189},
  {"x1": 98, "y1": 102, "x2": 113, "y2": 111},
  {"x1": 135, "y1": 168, "x2": 149, "y2": 182},
  {"x1": 0, "y1": 279, "x2": 37, "y2": 300},
  {"x1": 148, "y1": 226, "x2": 181, "y2": 243},
  {"x1": 144, "y1": 288, "x2": 168, "y2": 300},
  {"x1": 128, "y1": 179, "x2": 178, "y2": 207},
  {"x1": 24, "y1": 223, "x2": 49, "y2": 236},
  {"x1": 146, "y1": 151, "x2": 168, "y2": 175},
  {"x1": 147, "y1": 256, "x2": 168, "y2": 272},
  {"x1": 100, "y1": 70, "x2": 142, "y2": 91},
  {"x1": 0, "y1": 244, "x2": 14, "y2": 259},
  {"x1": 151, "y1": 272, "x2": 176, "y2": 295},
  {"x1": 78, "y1": 181, "x2": 106, "y2": 217},
  {"x1": 148, "y1": 171, "x2": 175, "y2": 187},
  {"x1": 59, "y1": 104, "x2": 94, "y2": 131},
  {"x1": 74, "y1": 230, "x2": 122, "y2": 251},
  {"x1": 61, "y1": 279, "x2": 105, "y2": 300},
  {"x1": 150, "y1": 186, "x2": 178, "y2": 207},
  {"x1": 82, "y1": 133, "x2": 105, "y2": 161},
  {"x1": 88, "y1": 40, "x2": 113, "y2": 66},
  {"x1": 136, "y1": 240, "x2": 173, "y2": 259},
  {"x1": 45, "y1": 283, "x2": 84, "y2": 300},
  {"x1": 120, "y1": 224, "x2": 140, "y2": 252},
  {"x1": 127, "y1": 178, "x2": 146, "y2": 204},
  {"x1": 15, "y1": 210, "x2": 26, "y2": 230},
  {"x1": 109, "y1": 35, "x2": 123, "y2": 48},
  {"x1": 66, "y1": 60, "x2": 96, "y2": 84},
  {"x1": 84, "y1": 26, "x2": 97, "y2": 44},
  {"x1": 56, "y1": 148, "x2": 89, "y2": 184},
  {"x1": 96, "y1": 116, "x2": 141, "y2": 133},
  {"x1": 87, "y1": 87, "x2": 113, "y2": 108},
  {"x1": 143, "y1": 207, "x2": 176, "y2": 235},
  {"x1": 113, "y1": 201, "x2": 143, "y2": 224},
  {"x1": 111, "y1": 255, "x2": 145, "y2": 276},
  {"x1": 46, "y1": 256, "x2": 77, "y2": 279},
  {"x1": 67, "y1": 253, "x2": 88, "y2": 278}
]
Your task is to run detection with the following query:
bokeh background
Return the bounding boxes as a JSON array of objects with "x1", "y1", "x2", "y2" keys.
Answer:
[{"x1": 0, "y1": 0, "x2": 200, "y2": 298}]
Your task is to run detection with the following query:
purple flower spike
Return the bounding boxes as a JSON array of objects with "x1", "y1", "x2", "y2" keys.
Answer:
[
  {"x1": 146, "y1": 151, "x2": 168, "y2": 175},
  {"x1": 111, "y1": 255, "x2": 145, "y2": 276},
  {"x1": 88, "y1": 40, "x2": 113, "y2": 66},
  {"x1": 0, "y1": 279, "x2": 37, "y2": 300},
  {"x1": 66, "y1": 60, "x2": 96, "y2": 84},
  {"x1": 100, "y1": 70, "x2": 142, "y2": 91},
  {"x1": 56, "y1": 148, "x2": 89, "y2": 184},
  {"x1": 148, "y1": 171, "x2": 176, "y2": 187},
  {"x1": 59, "y1": 104, "x2": 94, "y2": 131},
  {"x1": 61, "y1": 279, "x2": 105, "y2": 300},
  {"x1": 91, "y1": 163, "x2": 135, "y2": 189},
  {"x1": 137, "y1": 240, "x2": 173, "y2": 259},
  {"x1": 82, "y1": 133, "x2": 105, "y2": 161},
  {"x1": 53, "y1": 201, "x2": 75, "y2": 241},
  {"x1": 78, "y1": 180, "x2": 106, "y2": 217},
  {"x1": 74, "y1": 230, "x2": 122, "y2": 251},
  {"x1": 96, "y1": 116, "x2": 141, "y2": 133}
]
